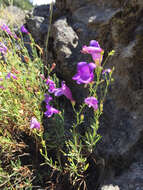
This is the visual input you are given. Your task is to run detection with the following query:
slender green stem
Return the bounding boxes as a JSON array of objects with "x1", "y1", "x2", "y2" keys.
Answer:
[{"x1": 45, "y1": 2, "x2": 53, "y2": 63}]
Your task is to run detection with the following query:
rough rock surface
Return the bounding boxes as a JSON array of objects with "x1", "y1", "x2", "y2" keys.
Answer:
[
  {"x1": 26, "y1": 0, "x2": 143, "y2": 189},
  {"x1": 101, "y1": 185, "x2": 120, "y2": 190}
]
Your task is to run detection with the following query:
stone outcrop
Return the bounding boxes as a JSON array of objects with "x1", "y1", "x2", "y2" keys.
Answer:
[{"x1": 25, "y1": 0, "x2": 143, "y2": 189}]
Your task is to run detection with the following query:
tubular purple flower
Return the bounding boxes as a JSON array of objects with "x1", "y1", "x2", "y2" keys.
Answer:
[
  {"x1": 89, "y1": 40, "x2": 100, "y2": 47},
  {"x1": 6, "y1": 72, "x2": 17, "y2": 80},
  {"x1": 84, "y1": 97, "x2": 98, "y2": 111},
  {"x1": 81, "y1": 40, "x2": 104, "y2": 65},
  {"x1": 20, "y1": 25, "x2": 29, "y2": 34},
  {"x1": 82, "y1": 46, "x2": 102, "y2": 54},
  {"x1": 30, "y1": 117, "x2": 40, "y2": 130},
  {"x1": 72, "y1": 62, "x2": 96, "y2": 84},
  {"x1": 0, "y1": 42, "x2": 7, "y2": 54},
  {"x1": 6, "y1": 72, "x2": 11, "y2": 79},
  {"x1": 46, "y1": 78, "x2": 57, "y2": 93},
  {"x1": 0, "y1": 24, "x2": 17, "y2": 39},
  {"x1": 102, "y1": 69, "x2": 111, "y2": 75},
  {"x1": 0, "y1": 24, "x2": 12, "y2": 35},
  {"x1": 13, "y1": 34, "x2": 18, "y2": 40},
  {"x1": 0, "y1": 85, "x2": 4, "y2": 89},
  {"x1": 54, "y1": 81, "x2": 74, "y2": 101},
  {"x1": 44, "y1": 94, "x2": 53, "y2": 104},
  {"x1": 44, "y1": 104, "x2": 59, "y2": 118},
  {"x1": 11, "y1": 73, "x2": 18, "y2": 79}
]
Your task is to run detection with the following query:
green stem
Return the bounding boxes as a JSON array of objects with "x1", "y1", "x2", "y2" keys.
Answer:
[{"x1": 45, "y1": 2, "x2": 53, "y2": 63}]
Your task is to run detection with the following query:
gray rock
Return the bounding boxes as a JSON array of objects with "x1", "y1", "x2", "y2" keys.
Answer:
[
  {"x1": 101, "y1": 161, "x2": 143, "y2": 190},
  {"x1": 101, "y1": 185, "x2": 120, "y2": 190},
  {"x1": 51, "y1": 16, "x2": 79, "y2": 79},
  {"x1": 51, "y1": 16, "x2": 89, "y2": 102},
  {"x1": 55, "y1": 0, "x2": 122, "y2": 12},
  {"x1": 33, "y1": 5, "x2": 51, "y2": 18},
  {"x1": 26, "y1": 16, "x2": 46, "y2": 44},
  {"x1": 72, "y1": 5, "x2": 120, "y2": 26}
]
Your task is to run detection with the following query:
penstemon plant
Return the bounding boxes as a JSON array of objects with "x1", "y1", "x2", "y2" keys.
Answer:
[
  {"x1": 33, "y1": 40, "x2": 114, "y2": 188},
  {"x1": 61, "y1": 41, "x2": 114, "y2": 188}
]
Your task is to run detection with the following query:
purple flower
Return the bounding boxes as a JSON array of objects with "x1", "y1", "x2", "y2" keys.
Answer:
[
  {"x1": 30, "y1": 117, "x2": 40, "y2": 130},
  {"x1": 44, "y1": 104, "x2": 59, "y2": 118},
  {"x1": 54, "y1": 81, "x2": 74, "y2": 101},
  {"x1": 44, "y1": 94, "x2": 53, "y2": 104},
  {"x1": 6, "y1": 72, "x2": 17, "y2": 80},
  {"x1": 44, "y1": 94, "x2": 60, "y2": 118},
  {"x1": 84, "y1": 97, "x2": 98, "y2": 111},
  {"x1": 72, "y1": 62, "x2": 96, "y2": 84},
  {"x1": 0, "y1": 42, "x2": 7, "y2": 54},
  {"x1": 89, "y1": 40, "x2": 100, "y2": 47},
  {"x1": 20, "y1": 25, "x2": 29, "y2": 34},
  {"x1": 46, "y1": 78, "x2": 57, "y2": 93},
  {"x1": 0, "y1": 24, "x2": 17, "y2": 39},
  {"x1": 81, "y1": 40, "x2": 103, "y2": 64},
  {"x1": 0, "y1": 24, "x2": 12, "y2": 35},
  {"x1": 102, "y1": 69, "x2": 111, "y2": 75},
  {"x1": 6, "y1": 72, "x2": 11, "y2": 79},
  {"x1": 13, "y1": 34, "x2": 18, "y2": 40},
  {"x1": 0, "y1": 85, "x2": 4, "y2": 89}
]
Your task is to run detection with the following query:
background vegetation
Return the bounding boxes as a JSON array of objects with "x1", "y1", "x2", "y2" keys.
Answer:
[{"x1": 0, "y1": 0, "x2": 33, "y2": 10}]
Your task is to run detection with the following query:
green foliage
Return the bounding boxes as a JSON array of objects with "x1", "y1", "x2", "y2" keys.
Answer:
[
  {"x1": 35, "y1": 51, "x2": 114, "y2": 189},
  {"x1": 0, "y1": 24, "x2": 44, "y2": 188},
  {"x1": 0, "y1": 34, "x2": 44, "y2": 133},
  {"x1": 0, "y1": 158, "x2": 33, "y2": 189},
  {"x1": 0, "y1": 9, "x2": 114, "y2": 189},
  {"x1": 0, "y1": 125, "x2": 33, "y2": 188},
  {"x1": 0, "y1": 0, "x2": 33, "y2": 10}
]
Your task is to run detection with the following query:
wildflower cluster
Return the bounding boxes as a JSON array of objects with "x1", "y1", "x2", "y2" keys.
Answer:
[
  {"x1": 44, "y1": 94, "x2": 59, "y2": 117},
  {"x1": 0, "y1": 23, "x2": 44, "y2": 133},
  {"x1": 35, "y1": 40, "x2": 111, "y2": 121},
  {"x1": 0, "y1": 23, "x2": 45, "y2": 188},
  {"x1": 33, "y1": 40, "x2": 114, "y2": 188},
  {"x1": 72, "y1": 40, "x2": 111, "y2": 111},
  {"x1": 0, "y1": 21, "x2": 114, "y2": 189},
  {"x1": 59, "y1": 40, "x2": 113, "y2": 186},
  {"x1": 45, "y1": 78, "x2": 74, "y2": 101},
  {"x1": 0, "y1": 23, "x2": 18, "y2": 39}
]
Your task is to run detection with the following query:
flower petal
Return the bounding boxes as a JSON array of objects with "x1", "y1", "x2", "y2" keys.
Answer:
[
  {"x1": 30, "y1": 117, "x2": 40, "y2": 130},
  {"x1": 89, "y1": 40, "x2": 100, "y2": 47},
  {"x1": 88, "y1": 62, "x2": 96, "y2": 71},
  {"x1": 54, "y1": 88, "x2": 63, "y2": 96},
  {"x1": 72, "y1": 73, "x2": 80, "y2": 80},
  {"x1": 44, "y1": 105, "x2": 59, "y2": 118},
  {"x1": 85, "y1": 97, "x2": 98, "y2": 111},
  {"x1": 44, "y1": 94, "x2": 52, "y2": 104},
  {"x1": 62, "y1": 82, "x2": 74, "y2": 101}
]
